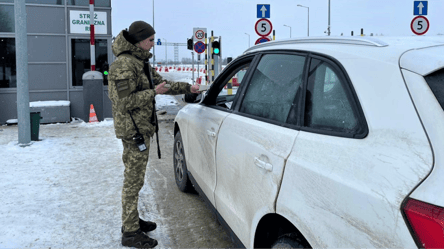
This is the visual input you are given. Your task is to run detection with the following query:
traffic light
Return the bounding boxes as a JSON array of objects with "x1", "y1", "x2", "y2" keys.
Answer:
[
  {"x1": 103, "y1": 63, "x2": 109, "y2": 76},
  {"x1": 102, "y1": 62, "x2": 109, "y2": 84},
  {"x1": 187, "y1": 38, "x2": 193, "y2": 50},
  {"x1": 212, "y1": 40, "x2": 220, "y2": 55}
]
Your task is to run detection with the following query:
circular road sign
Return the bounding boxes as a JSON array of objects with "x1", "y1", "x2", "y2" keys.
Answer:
[
  {"x1": 255, "y1": 36, "x2": 271, "y2": 45},
  {"x1": 194, "y1": 41, "x2": 206, "y2": 54},
  {"x1": 195, "y1": 29, "x2": 205, "y2": 41},
  {"x1": 255, "y1": 18, "x2": 273, "y2": 37},
  {"x1": 411, "y1": 16, "x2": 429, "y2": 35}
]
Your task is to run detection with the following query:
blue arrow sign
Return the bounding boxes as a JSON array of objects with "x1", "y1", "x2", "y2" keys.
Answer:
[
  {"x1": 257, "y1": 4, "x2": 270, "y2": 18},
  {"x1": 414, "y1": 1, "x2": 428, "y2": 15}
]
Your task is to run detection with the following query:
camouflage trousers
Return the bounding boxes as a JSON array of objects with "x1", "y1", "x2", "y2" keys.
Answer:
[{"x1": 121, "y1": 135, "x2": 151, "y2": 233}]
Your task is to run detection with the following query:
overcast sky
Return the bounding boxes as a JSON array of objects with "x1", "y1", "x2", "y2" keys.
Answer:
[{"x1": 110, "y1": 0, "x2": 444, "y2": 62}]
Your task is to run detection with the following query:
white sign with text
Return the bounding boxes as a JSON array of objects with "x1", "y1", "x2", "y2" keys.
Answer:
[{"x1": 70, "y1": 10, "x2": 108, "y2": 34}]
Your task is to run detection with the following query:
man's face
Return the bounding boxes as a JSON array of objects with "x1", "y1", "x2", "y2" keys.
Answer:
[{"x1": 137, "y1": 35, "x2": 155, "y2": 51}]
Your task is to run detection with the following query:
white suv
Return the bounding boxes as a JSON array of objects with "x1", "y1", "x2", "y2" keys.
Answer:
[{"x1": 173, "y1": 36, "x2": 444, "y2": 248}]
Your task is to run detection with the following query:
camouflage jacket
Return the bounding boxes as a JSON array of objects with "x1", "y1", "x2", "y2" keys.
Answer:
[{"x1": 108, "y1": 30, "x2": 192, "y2": 140}]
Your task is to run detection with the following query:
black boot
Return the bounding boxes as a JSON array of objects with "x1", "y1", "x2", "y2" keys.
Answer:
[
  {"x1": 139, "y1": 219, "x2": 157, "y2": 232},
  {"x1": 122, "y1": 219, "x2": 157, "y2": 233},
  {"x1": 121, "y1": 229, "x2": 158, "y2": 248}
]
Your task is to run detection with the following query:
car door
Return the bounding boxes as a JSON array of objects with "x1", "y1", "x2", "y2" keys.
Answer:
[
  {"x1": 184, "y1": 55, "x2": 255, "y2": 206},
  {"x1": 214, "y1": 53, "x2": 307, "y2": 247}
]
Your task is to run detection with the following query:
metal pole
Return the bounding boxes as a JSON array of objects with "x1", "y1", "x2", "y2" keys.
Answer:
[
  {"x1": 245, "y1": 33, "x2": 250, "y2": 48},
  {"x1": 214, "y1": 55, "x2": 219, "y2": 78},
  {"x1": 152, "y1": 0, "x2": 155, "y2": 66},
  {"x1": 219, "y1": 36, "x2": 222, "y2": 74},
  {"x1": 163, "y1": 38, "x2": 167, "y2": 66},
  {"x1": 283, "y1": 24, "x2": 291, "y2": 38},
  {"x1": 328, "y1": 0, "x2": 331, "y2": 36},
  {"x1": 89, "y1": 0, "x2": 95, "y2": 70},
  {"x1": 297, "y1": 5, "x2": 310, "y2": 37},
  {"x1": 191, "y1": 52, "x2": 194, "y2": 83},
  {"x1": 15, "y1": 0, "x2": 31, "y2": 145}
]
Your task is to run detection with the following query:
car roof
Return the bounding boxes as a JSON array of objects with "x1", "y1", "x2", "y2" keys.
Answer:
[{"x1": 244, "y1": 36, "x2": 444, "y2": 76}]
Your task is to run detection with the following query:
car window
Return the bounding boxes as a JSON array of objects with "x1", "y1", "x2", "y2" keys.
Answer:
[
  {"x1": 424, "y1": 68, "x2": 444, "y2": 111},
  {"x1": 214, "y1": 64, "x2": 250, "y2": 110},
  {"x1": 304, "y1": 58, "x2": 358, "y2": 132},
  {"x1": 239, "y1": 54, "x2": 305, "y2": 123}
]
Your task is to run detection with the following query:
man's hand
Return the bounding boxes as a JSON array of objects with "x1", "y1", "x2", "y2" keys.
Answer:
[
  {"x1": 155, "y1": 82, "x2": 169, "y2": 94},
  {"x1": 190, "y1": 84, "x2": 200, "y2": 94}
]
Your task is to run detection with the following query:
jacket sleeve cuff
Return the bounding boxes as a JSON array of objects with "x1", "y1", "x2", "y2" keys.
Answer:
[{"x1": 186, "y1": 84, "x2": 192, "y2": 93}]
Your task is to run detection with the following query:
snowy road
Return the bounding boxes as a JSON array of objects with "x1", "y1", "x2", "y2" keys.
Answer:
[{"x1": 0, "y1": 71, "x2": 234, "y2": 248}]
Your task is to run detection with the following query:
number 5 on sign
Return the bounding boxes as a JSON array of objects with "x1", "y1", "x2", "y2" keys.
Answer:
[
  {"x1": 411, "y1": 16, "x2": 429, "y2": 35},
  {"x1": 255, "y1": 18, "x2": 273, "y2": 37}
]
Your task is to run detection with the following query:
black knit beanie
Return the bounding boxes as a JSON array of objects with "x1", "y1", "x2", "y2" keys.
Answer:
[{"x1": 128, "y1": 21, "x2": 156, "y2": 45}]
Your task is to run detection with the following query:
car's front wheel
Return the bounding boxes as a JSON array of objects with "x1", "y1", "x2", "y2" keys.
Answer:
[{"x1": 173, "y1": 131, "x2": 192, "y2": 192}]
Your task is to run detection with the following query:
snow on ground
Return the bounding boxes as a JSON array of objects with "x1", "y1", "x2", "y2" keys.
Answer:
[
  {"x1": 0, "y1": 70, "x2": 194, "y2": 248},
  {"x1": 29, "y1": 100, "x2": 71, "y2": 107}
]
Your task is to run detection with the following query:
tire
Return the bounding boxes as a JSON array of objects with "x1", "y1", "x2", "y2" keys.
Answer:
[
  {"x1": 173, "y1": 131, "x2": 192, "y2": 192},
  {"x1": 271, "y1": 234, "x2": 305, "y2": 249}
]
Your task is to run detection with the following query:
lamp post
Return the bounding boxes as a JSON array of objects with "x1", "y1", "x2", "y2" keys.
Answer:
[
  {"x1": 283, "y1": 24, "x2": 292, "y2": 38},
  {"x1": 297, "y1": 4, "x2": 309, "y2": 37},
  {"x1": 327, "y1": 0, "x2": 331, "y2": 36},
  {"x1": 152, "y1": 0, "x2": 155, "y2": 66},
  {"x1": 245, "y1": 33, "x2": 250, "y2": 47},
  {"x1": 163, "y1": 38, "x2": 167, "y2": 66}
]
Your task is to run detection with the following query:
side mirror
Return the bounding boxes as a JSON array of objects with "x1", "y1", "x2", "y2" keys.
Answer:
[
  {"x1": 184, "y1": 93, "x2": 200, "y2": 103},
  {"x1": 184, "y1": 91, "x2": 207, "y2": 103}
]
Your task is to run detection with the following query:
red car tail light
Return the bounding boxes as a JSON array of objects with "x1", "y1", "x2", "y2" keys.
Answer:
[{"x1": 402, "y1": 198, "x2": 444, "y2": 248}]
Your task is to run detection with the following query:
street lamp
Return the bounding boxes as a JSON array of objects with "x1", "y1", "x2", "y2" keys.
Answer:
[
  {"x1": 283, "y1": 24, "x2": 292, "y2": 38},
  {"x1": 297, "y1": 4, "x2": 310, "y2": 37},
  {"x1": 152, "y1": 0, "x2": 155, "y2": 66},
  {"x1": 327, "y1": 0, "x2": 331, "y2": 36},
  {"x1": 245, "y1": 33, "x2": 250, "y2": 48},
  {"x1": 163, "y1": 38, "x2": 167, "y2": 66}
]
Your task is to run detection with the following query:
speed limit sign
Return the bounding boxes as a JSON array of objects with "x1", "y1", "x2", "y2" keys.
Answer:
[
  {"x1": 411, "y1": 16, "x2": 429, "y2": 35},
  {"x1": 255, "y1": 18, "x2": 273, "y2": 37}
]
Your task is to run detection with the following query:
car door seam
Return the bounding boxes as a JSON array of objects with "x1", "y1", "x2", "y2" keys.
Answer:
[
  {"x1": 213, "y1": 113, "x2": 231, "y2": 208},
  {"x1": 274, "y1": 131, "x2": 301, "y2": 212}
]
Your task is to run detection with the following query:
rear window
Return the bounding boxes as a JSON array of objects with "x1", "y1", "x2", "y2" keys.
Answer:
[{"x1": 425, "y1": 69, "x2": 444, "y2": 111}]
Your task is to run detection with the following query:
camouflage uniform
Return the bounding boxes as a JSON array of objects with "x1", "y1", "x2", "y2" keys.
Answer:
[{"x1": 108, "y1": 30, "x2": 193, "y2": 233}]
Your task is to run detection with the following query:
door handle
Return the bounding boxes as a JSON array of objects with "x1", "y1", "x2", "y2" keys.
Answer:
[
  {"x1": 254, "y1": 157, "x2": 273, "y2": 172},
  {"x1": 206, "y1": 130, "x2": 216, "y2": 138}
]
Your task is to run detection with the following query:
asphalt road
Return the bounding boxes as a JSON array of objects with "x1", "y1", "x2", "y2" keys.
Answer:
[{"x1": 139, "y1": 95, "x2": 235, "y2": 248}]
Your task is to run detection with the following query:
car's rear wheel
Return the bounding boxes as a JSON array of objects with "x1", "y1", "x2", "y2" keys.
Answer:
[
  {"x1": 271, "y1": 234, "x2": 305, "y2": 249},
  {"x1": 174, "y1": 131, "x2": 192, "y2": 192}
]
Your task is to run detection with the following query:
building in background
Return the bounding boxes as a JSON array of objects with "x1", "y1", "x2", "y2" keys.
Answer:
[{"x1": 0, "y1": 0, "x2": 113, "y2": 124}]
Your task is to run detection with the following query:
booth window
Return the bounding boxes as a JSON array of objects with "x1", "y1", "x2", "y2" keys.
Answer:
[
  {"x1": 68, "y1": 0, "x2": 110, "y2": 7},
  {"x1": 0, "y1": 5, "x2": 15, "y2": 32},
  {"x1": 25, "y1": 0, "x2": 64, "y2": 4},
  {"x1": 71, "y1": 39, "x2": 108, "y2": 86},
  {"x1": 0, "y1": 38, "x2": 16, "y2": 88}
]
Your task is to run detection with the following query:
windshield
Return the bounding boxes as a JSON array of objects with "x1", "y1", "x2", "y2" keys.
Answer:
[{"x1": 425, "y1": 69, "x2": 444, "y2": 111}]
